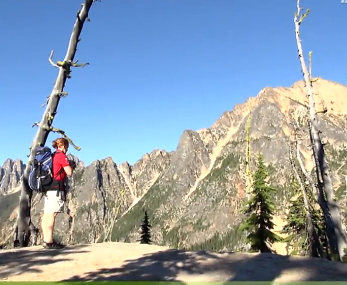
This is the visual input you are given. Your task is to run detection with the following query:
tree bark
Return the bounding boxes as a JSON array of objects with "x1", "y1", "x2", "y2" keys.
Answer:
[
  {"x1": 294, "y1": 0, "x2": 347, "y2": 261},
  {"x1": 14, "y1": 0, "x2": 95, "y2": 247},
  {"x1": 289, "y1": 137, "x2": 324, "y2": 258}
]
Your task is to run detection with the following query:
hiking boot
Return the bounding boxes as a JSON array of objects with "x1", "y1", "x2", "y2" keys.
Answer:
[{"x1": 42, "y1": 241, "x2": 65, "y2": 249}]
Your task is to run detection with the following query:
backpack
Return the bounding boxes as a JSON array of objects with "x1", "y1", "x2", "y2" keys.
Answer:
[{"x1": 28, "y1": 146, "x2": 57, "y2": 193}]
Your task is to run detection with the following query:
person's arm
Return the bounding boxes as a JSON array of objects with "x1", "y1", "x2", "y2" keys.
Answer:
[
  {"x1": 64, "y1": 165, "x2": 73, "y2": 176},
  {"x1": 58, "y1": 154, "x2": 73, "y2": 176}
]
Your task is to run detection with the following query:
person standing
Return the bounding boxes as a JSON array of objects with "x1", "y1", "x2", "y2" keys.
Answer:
[{"x1": 41, "y1": 137, "x2": 75, "y2": 249}]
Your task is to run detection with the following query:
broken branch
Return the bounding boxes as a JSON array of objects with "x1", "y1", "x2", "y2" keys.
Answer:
[
  {"x1": 42, "y1": 125, "x2": 81, "y2": 151},
  {"x1": 316, "y1": 107, "x2": 328, "y2": 114},
  {"x1": 48, "y1": 50, "x2": 59, "y2": 68}
]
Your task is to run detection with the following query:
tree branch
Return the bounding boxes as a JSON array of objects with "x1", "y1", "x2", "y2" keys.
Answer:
[
  {"x1": 43, "y1": 125, "x2": 81, "y2": 151},
  {"x1": 48, "y1": 51, "x2": 59, "y2": 68}
]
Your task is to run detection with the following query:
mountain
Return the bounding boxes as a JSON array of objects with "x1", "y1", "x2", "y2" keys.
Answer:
[
  {"x1": 0, "y1": 159, "x2": 25, "y2": 195},
  {"x1": 1, "y1": 77, "x2": 347, "y2": 252}
]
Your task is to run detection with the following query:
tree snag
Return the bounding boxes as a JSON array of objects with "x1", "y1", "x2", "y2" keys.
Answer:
[
  {"x1": 289, "y1": 130, "x2": 324, "y2": 258},
  {"x1": 294, "y1": 0, "x2": 347, "y2": 261},
  {"x1": 245, "y1": 111, "x2": 253, "y2": 199},
  {"x1": 14, "y1": 0, "x2": 96, "y2": 247}
]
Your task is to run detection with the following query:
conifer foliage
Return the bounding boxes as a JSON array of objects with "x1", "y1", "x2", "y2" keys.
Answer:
[
  {"x1": 281, "y1": 179, "x2": 307, "y2": 253},
  {"x1": 140, "y1": 210, "x2": 152, "y2": 244},
  {"x1": 282, "y1": 172, "x2": 329, "y2": 258},
  {"x1": 240, "y1": 153, "x2": 282, "y2": 252}
]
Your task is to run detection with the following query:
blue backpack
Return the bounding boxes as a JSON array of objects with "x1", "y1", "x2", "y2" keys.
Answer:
[{"x1": 28, "y1": 146, "x2": 56, "y2": 193}]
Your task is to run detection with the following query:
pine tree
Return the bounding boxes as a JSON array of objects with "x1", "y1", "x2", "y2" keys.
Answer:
[
  {"x1": 240, "y1": 153, "x2": 282, "y2": 253},
  {"x1": 282, "y1": 176, "x2": 329, "y2": 258},
  {"x1": 282, "y1": 195, "x2": 308, "y2": 254},
  {"x1": 140, "y1": 210, "x2": 152, "y2": 244}
]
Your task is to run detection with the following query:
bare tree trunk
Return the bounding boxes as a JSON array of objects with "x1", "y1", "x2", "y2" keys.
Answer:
[
  {"x1": 294, "y1": 0, "x2": 347, "y2": 261},
  {"x1": 289, "y1": 136, "x2": 324, "y2": 258},
  {"x1": 245, "y1": 112, "x2": 253, "y2": 199},
  {"x1": 14, "y1": 0, "x2": 96, "y2": 247},
  {"x1": 295, "y1": 119, "x2": 332, "y2": 259}
]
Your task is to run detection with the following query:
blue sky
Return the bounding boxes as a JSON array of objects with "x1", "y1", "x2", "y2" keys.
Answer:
[{"x1": 0, "y1": 0, "x2": 345, "y2": 167}]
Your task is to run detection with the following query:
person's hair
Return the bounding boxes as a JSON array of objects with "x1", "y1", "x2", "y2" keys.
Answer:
[{"x1": 52, "y1": 137, "x2": 69, "y2": 150}]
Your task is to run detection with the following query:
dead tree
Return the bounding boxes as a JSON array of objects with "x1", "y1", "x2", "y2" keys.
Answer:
[
  {"x1": 288, "y1": 128, "x2": 324, "y2": 258},
  {"x1": 294, "y1": 0, "x2": 347, "y2": 261},
  {"x1": 14, "y1": 0, "x2": 97, "y2": 247},
  {"x1": 245, "y1": 111, "x2": 253, "y2": 199}
]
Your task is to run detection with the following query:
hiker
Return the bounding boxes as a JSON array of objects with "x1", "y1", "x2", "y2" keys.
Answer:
[{"x1": 41, "y1": 137, "x2": 76, "y2": 249}]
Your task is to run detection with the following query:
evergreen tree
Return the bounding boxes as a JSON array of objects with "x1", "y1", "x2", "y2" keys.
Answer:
[
  {"x1": 240, "y1": 153, "x2": 282, "y2": 252},
  {"x1": 282, "y1": 175, "x2": 329, "y2": 258},
  {"x1": 281, "y1": 193, "x2": 309, "y2": 255},
  {"x1": 140, "y1": 210, "x2": 152, "y2": 244}
]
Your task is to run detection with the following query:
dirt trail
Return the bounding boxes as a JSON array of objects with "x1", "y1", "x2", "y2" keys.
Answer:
[{"x1": 1, "y1": 242, "x2": 347, "y2": 282}]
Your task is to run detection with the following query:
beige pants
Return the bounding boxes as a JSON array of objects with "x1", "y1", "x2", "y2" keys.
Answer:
[{"x1": 43, "y1": 191, "x2": 65, "y2": 214}]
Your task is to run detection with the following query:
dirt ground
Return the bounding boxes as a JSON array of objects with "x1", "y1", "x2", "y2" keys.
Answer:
[{"x1": 1, "y1": 242, "x2": 347, "y2": 282}]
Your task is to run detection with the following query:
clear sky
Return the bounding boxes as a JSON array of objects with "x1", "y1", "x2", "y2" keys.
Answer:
[{"x1": 0, "y1": 0, "x2": 345, "y2": 167}]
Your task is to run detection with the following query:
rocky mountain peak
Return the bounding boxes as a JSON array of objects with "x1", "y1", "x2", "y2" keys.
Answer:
[
  {"x1": 67, "y1": 153, "x2": 85, "y2": 168},
  {"x1": 273, "y1": 78, "x2": 347, "y2": 116},
  {"x1": 0, "y1": 158, "x2": 25, "y2": 194}
]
